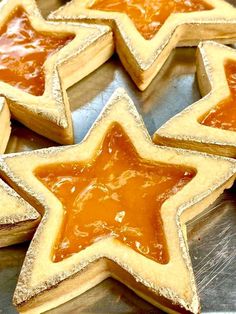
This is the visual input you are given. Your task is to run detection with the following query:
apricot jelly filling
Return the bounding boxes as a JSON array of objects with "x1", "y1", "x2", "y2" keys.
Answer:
[
  {"x1": 36, "y1": 123, "x2": 195, "y2": 263},
  {"x1": 201, "y1": 61, "x2": 236, "y2": 132},
  {"x1": 0, "y1": 7, "x2": 74, "y2": 96},
  {"x1": 90, "y1": 0, "x2": 211, "y2": 40}
]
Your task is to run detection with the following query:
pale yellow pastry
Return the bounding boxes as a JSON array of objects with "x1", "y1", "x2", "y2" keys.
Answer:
[
  {"x1": 154, "y1": 41, "x2": 236, "y2": 158},
  {"x1": 0, "y1": 102, "x2": 40, "y2": 247},
  {"x1": 49, "y1": 0, "x2": 236, "y2": 90},
  {"x1": 0, "y1": 0, "x2": 114, "y2": 144},
  {"x1": 0, "y1": 178, "x2": 40, "y2": 248},
  {"x1": 1, "y1": 89, "x2": 235, "y2": 313},
  {"x1": 0, "y1": 98, "x2": 11, "y2": 154}
]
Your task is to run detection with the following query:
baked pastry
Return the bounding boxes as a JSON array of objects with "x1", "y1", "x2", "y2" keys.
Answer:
[
  {"x1": 154, "y1": 41, "x2": 236, "y2": 158},
  {"x1": 0, "y1": 96, "x2": 40, "y2": 247},
  {"x1": 0, "y1": 178, "x2": 40, "y2": 248},
  {"x1": 0, "y1": 98, "x2": 11, "y2": 153},
  {"x1": 1, "y1": 89, "x2": 235, "y2": 313},
  {"x1": 0, "y1": 0, "x2": 114, "y2": 144},
  {"x1": 49, "y1": 0, "x2": 236, "y2": 91}
]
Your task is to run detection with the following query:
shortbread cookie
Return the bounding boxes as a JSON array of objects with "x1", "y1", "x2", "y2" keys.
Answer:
[
  {"x1": 0, "y1": 0, "x2": 114, "y2": 144},
  {"x1": 1, "y1": 89, "x2": 235, "y2": 313},
  {"x1": 154, "y1": 41, "x2": 236, "y2": 158},
  {"x1": 50, "y1": 0, "x2": 236, "y2": 90}
]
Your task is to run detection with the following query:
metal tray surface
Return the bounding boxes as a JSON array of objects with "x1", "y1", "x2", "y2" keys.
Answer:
[{"x1": 0, "y1": 0, "x2": 235, "y2": 313}]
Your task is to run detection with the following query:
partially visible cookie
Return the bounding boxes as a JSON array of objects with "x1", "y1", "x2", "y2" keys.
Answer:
[
  {"x1": 0, "y1": 98, "x2": 11, "y2": 153},
  {"x1": 0, "y1": 0, "x2": 114, "y2": 144},
  {"x1": 0, "y1": 97, "x2": 40, "y2": 248},
  {"x1": 49, "y1": 0, "x2": 236, "y2": 90},
  {"x1": 154, "y1": 41, "x2": 236, "y2": 158},
  {"x1": 0, "y1": 178, "x2": 40, "y2": 248}
]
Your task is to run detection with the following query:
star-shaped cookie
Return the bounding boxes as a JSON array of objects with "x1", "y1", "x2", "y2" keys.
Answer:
[
  {"x1": 154, "y1": 41, "x2": 236, "y2": 158},
  {"x1": 0, "y1": 89, "x2": 235, "y2": 313},
  {"x1": 49, "y1": 0, "x2": 236, "y2": 90},
  {"x1": 0, "y1": 0, "x2": 114, "y2": 144}
]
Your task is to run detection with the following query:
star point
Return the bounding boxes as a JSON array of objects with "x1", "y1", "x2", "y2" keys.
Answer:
[{"x1": 0, "y1": 177, "x2": 40, "y2": 248}]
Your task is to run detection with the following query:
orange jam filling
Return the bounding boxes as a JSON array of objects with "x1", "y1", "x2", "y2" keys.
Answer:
[
  {"x1": 201, "y1": 61, "x2": 236, "y2": 132},
  {"x1": 0, "y1": 8, "x2": 74, "y2": 96},
  {"x1": 36, "y1": 123, "x2": 195, "y2": 263},
  {"x1": 90, "y1": 0, "x2": 211, "y2": 40}
]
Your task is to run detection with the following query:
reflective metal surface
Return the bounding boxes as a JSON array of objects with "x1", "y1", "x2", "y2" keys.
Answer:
[{"x1": 0, "y1": 0, "x2": 235, "y2": 313}]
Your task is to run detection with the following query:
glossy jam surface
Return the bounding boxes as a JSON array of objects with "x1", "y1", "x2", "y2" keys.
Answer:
[
  {"x1": 91, "y1": 0, "x2": 211, "y2": 40},
  {"x1": 0, "y1": 8, "x2": 74, "y2": 96},
  {"x1": 201, "y1": 61, "x2": 236, "y2": 132},
  {"x1": 36, "y1": 124, "x2": 195, "y2": 263}
]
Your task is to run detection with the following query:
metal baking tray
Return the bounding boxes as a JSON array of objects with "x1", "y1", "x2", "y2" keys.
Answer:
[{"x1": 0, "y1": 0, "x2": 235, "y2": 313}]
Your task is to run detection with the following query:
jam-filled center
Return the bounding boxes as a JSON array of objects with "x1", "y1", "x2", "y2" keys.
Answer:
[
  {"x1": 90, "y1": 0, "x2": 211, "y2": 40},
  {"x1": 36, "y1": 123, "x2": 195, "y2": 263},
  {"x1": 201, "y1": 61, "x2": 236, "y2": 132},
  {"x1": 0, "y1": 8, "x2": 74, "y2": 96}
]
